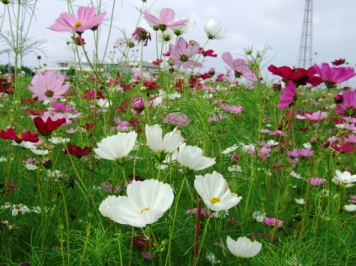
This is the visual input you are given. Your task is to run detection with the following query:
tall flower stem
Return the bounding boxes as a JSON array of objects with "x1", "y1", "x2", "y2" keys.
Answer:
[
  {"x1": 165, "y1": 176, "x2": 186, "y2": 266},
  {"x1": 194, "y1": 215, "x2": 211, "y2": 266},
  {"x1": 193, "y1": 196, "x2": 202, "y2": 260}
]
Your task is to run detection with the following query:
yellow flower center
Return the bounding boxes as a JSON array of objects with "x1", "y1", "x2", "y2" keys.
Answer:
[
  {"x1": 210, "y1": 197, "x2": 221, "y2": 204},
  {"x1": 74, "y1": 21, "x2": 83, "y2": 28},
  {"x1": 139, "y1": 207, "x2": 150, "y2": 214},
  {"x1": 16, "y1": 134, "x2": 23, "y2": 140},
  {"x1": 15, "y1": 205, "x2": 21, "y2": 210}
]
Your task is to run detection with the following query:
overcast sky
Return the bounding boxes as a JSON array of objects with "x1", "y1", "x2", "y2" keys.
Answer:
[{"x1": 1, "y1": 0, "x2": 356, "y2": 85}]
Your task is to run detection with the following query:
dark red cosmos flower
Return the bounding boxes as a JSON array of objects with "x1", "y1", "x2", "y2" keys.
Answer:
[
  {"x1": 199, "y1": 48, "x2": 217, "y2": 57},
  {"x1": 72, "y1": 36, "x2": 86, "y2": 46},
  {"x1": 63, "y1": 143, "x2": 92, "y2": 158},
  {"x1": 331, "y1": 58, "x2": 346, "y2": 66},
  {"x1": 152, "y1": 59, "x2": 162, "y2": 66},
  {"x1": 82, "y1": 89, "x2": 104, "y2": 99},
  {"x1": 0, "y1": 127, "x2": 39, "y2": 143},
  {"x1": 7, "y1": 182, "x2": 18, "y2": 189},
  {"x1": 143, "y1": 80, "x2": 158, "y2": 91},
  {"x1": 200, "y1": 73, "x2": 211, "y2": 80},
  {"x1": 0, "y1": 79, "x2": 13, "y2": 94},
  {"x1": 83, "y1": 123, "x2": 94, "y2": 130},
  {"x1": 33, "y1": 117, "x2": 66, "y2": 136},
  {"x1": 268, "y1": 65, "x2": 322, "y2": 87},
  {"x1": 132, "y1": 27, "x2": 151, "y2": 46},
  {"x1": 132, "y1": 232, "x2": 153, "y2": 248},
  {"x1": 331, "y1": 144, "x2": 355, "y2": 153}
]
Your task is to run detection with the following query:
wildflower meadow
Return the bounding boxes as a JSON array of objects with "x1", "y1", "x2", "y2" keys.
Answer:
[{"x1": 1, "y1": 1, "x2": 356, "y2": 265}]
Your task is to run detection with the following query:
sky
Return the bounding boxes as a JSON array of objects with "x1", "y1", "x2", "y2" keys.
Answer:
[{"x1": 1, "y1": 0, "x2": 356, "y2": 85}]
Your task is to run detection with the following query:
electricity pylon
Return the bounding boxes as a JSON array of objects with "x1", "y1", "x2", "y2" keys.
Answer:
[{"x1": 298, "y1": 0, "x2": 313, "y2": 68}]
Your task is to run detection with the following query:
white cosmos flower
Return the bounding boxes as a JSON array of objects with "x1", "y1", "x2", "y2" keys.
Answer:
[
  {"x1": 333, "y1": 170, "x2": 356, "y2": 184},
  {"x1": 49, "y1": 137, "x2": 70, "y2": 144},
  {"x1": 94, "y1": 131, "x2": 137, "y2": 161},
  {"x1": 107, "y1": 179, "x2": 174, "y2": 228},
  {"x1": 99, "y1": 195, "x2": 120, "y2": 218},
  {"x1": 173, "y1": 18, "x2": 196, "y2": 36},
  {"x1": 226, "y1": 236, "x2": 262, "y2": 258},
  {"x1": 11, "y1": 204, "x2": 31, "y2": 216},
  {"x1": 194, "y1": 171, "x2": 242, "y2": 212},
  {"x1": 295, "y1": 198, "x2": 305, "y2": 205},
  {"x1": 204, "y1": 19, "x2": 228, "y2": 40},
  {"x1": 174, "y1": 143, "x2": 216, "y2": 171},
  {"x1": 344, "y1": 204, "x2": 356, "y2": 212},
  {"x1": 222, "y1": 144, "x2": 238, "y2": 154},
  {"x1": 145, "y1": 124, "x2": 183, "y2": 160}
]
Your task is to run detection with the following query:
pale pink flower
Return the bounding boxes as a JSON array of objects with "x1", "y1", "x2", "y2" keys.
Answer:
[
  {"x1": 221, "y1": 104, "x2": 244, "y2": 114},
  {"x1": 304, "y1": 110, "x2": 328, "y2": 122},
  {"x1": 309, "y1": 178, "x2": 327, "y2": 187},
  {"x1": 163, "y1": 112, "x2": 190, "y2": 126},
  {"x1": 49, "y1": 6, "x2": 107, "y2": 33},
  {"x1": 28, "y1": 71, "x2": 70, "y2": 102},
  {"x1": 168, "y1": 37, "x2": 201, "y2": 68},
  {"x1": 113, "y1": 118, "x2": 130, "y2": 131},
  {"x1": 287, "y1": 148, "x2": 313, "y2": 158},
  {"x1": 143, "y1": 8, "x2": 186, "y2": 31},
  {"x1": 222, "y1": 52, "x2": 257, "y2": 82},
  {"x1": 264, "y1": 217, "x2": 283, "y2": 228}
]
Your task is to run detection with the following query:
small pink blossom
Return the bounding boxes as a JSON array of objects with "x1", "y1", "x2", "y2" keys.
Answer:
[
  {"x1": 186, "y1": 207, "x2": 210, "y2": 217},
  {"x1": 304, "y1": 110, "x2": 328, "y2": 122},
  {"x1": 163, "y1": 112, "x2": 190, "y2": 126},
  {"x1": 287, "y1": 148, "x2": 313, "y2": 158},
  {"x1": 264, "y1": 217, "x2": 283, "y2": 228},
  {"x1": 221, "y1": 104, "x2": 244, "y2": 114},
  {"x1": 309, "y1": 178, "x2": 327, "y2": 187},
  {"x1": 222, "y1": 52, "x2": 257, "y2": 82}
]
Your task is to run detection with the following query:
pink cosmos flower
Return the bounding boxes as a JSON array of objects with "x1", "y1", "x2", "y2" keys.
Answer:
[
  {"x1": 277, "y1": 80, "x2": 297, "y2": 109},
  {"x1": 49, "y1": 6, "x2": 107, "y2": 34},
  {"x1": 345, "y1": 135, "x2": 356, "y2": 143},
  {"x1": 221, "y1": 104, "x2": 244, "y2": 114},
  {"x1": 51, "y1": 101, "x2": 74, "y2": 113},
  {"x1": 313, "y1": 63, "x2": 356, "y2": 89},
  {"x1": 309, "y1": 178, "x2": 327, "y2": 187},
  {"x1": 264, "y1": 217, "x2": 283, "y2": 228},
  {"x1": 28, "y1": 71, "x2": 70, "y2": 102},
  {"x1": 143, "y1": 8, "x2": 186, "y2": 31},
  {"x1": 349, "y1": 195, "x2": 356, "y2": 204},
  {"x1": 222, "y1": 52, "x2": 257, "y2": 82},
  {"x1": 304, "y1": 110, "x2": 328, "y2": 122},
  {"x1": 168, "y1": 37, "x2": 201, "y2": 68},
  {"x1": 113, "y1": 117, "x2": 130, "y2": 131},
  {"x1": 287, "y1": 148, "x2": 313, "y2": 158},
  {"x1": 335, "y1": 91, "x2": 356, "y2": 117},
  {"x1": 163, "y1": 112, "x2": 190, "y2": 126},
  {"x1": 330, "y1": 144, "x2": 355, "y2": 153}
]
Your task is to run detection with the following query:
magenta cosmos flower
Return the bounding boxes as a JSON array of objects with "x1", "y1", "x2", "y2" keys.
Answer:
[
  {"x1": 313, "y1": 63, "x2": 355, "y2": 89},
  {"x1": 335, "y1": 91, "x2": 356, "y2": 117},
  {"x1": 28, "y1": 71, "x2": 70, "y2": 102},
  {"x1": 168, "y1": 37, "x2": 201, "y2": 68},
  {"x1": 222, "y1": 52, "x2": 257, "y2": 82},
  {"x1": 49, "y1": 6, "x2": 107, "y2": 34},
  {"x1": 143, "y1": 8, "x2": 186, "y2": 31},
  {"x1": 277, "y1": 80, "x2": 297, "y2": 109}
]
